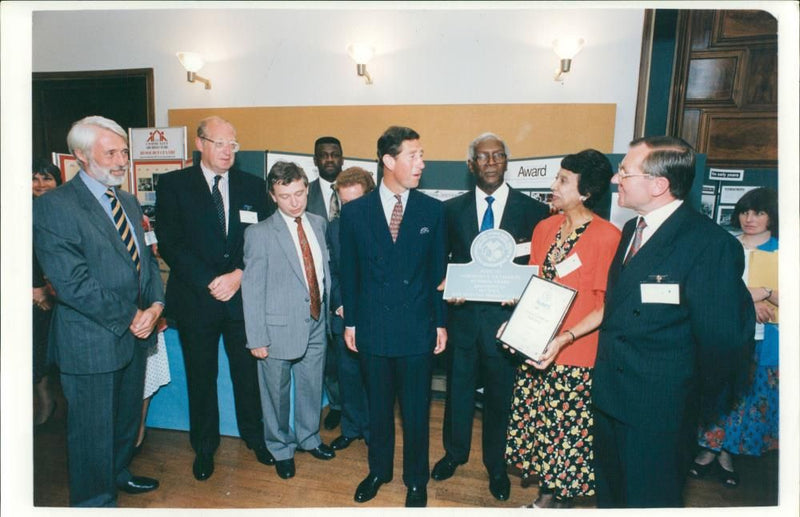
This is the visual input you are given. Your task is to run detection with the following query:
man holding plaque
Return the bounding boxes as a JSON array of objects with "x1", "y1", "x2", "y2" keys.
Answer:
[
  {"x1": 340, "y1": 126, "x2": 448, "y2": 508},
  {"x1": 592, "y1": 136, "x2": 754, "y2": 507},
  {"x1": 432, "y1": 133, "x2": 548, "y2": 500}
]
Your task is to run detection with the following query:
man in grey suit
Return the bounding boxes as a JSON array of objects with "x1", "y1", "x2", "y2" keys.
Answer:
[
  {"x1": 33, "y1": 116, "x2": 164, "y2": 506},
  {"x1": 242, "y1": 161, "x2": 336, "y2": 480}
]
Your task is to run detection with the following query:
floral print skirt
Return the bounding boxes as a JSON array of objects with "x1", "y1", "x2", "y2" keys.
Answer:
[
  {"x1": 698, "y1": 360, "x2": 779, "y2": 456},
  {"x1": 505, "y1": 363, "x2": 595, "y2": 499}
]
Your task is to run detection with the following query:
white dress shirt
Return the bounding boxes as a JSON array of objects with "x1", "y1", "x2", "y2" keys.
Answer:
[
  {"x1": 378, "y1": 181, "x2": 409, "y2": 225},
  {"x1": 475, "y1": 182, "x2": 509, "y2": 230},
  {"x1": 278, "y1": 210, "x2": 325, "y2": 296},
  {"x1": 624, "y1": 199, "x2": 684, "y2": 259}
]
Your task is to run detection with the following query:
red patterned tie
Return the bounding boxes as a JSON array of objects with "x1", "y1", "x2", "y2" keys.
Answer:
[
  {"x1": 389, "y1": 194, "x2": 403, "y2": 242},
  {"x1": 295, "y1": 217, "x2": 321, "y2": 320},
  {"x1": 624, "y1": 217, "x2": 648, "y2": 265}
]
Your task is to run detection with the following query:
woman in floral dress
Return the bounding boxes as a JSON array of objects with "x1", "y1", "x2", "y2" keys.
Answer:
[{"x1": 505, "y1": 150, "x2": 620, "y2": 508}]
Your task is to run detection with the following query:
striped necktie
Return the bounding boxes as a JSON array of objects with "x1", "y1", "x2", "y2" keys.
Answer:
[
  {"x1": 212, "y1": 174, "x2": 226, "y2": 234},
  {"x1": 104, "y1": 188, "x2": 140, "y2": 272}
]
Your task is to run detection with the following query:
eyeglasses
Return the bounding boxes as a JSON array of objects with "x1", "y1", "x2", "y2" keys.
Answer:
[
  {"x1": 474, "y1": 152, "x2": 507, "y2": 164},
  {"x1": 616, "y1": 167, "x2": 653, "y2": 181},
  {"x1": 200, "y1": 136, "x2": 240, "y2": 152}
]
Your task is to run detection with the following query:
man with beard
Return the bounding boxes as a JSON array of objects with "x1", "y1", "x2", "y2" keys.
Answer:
[{"x1": 33, "y1": 116, "x2": 164, "y2": 506}]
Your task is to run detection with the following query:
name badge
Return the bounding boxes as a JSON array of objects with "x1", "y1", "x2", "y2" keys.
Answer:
[
  {"x1": 144, "y1": 231, "x2": 157, "y2": 246},
  {"x1": 239, "y1": 210, "x2": 258, "y2": 224},
  {"x1": 555, "y1": 253, "x2": 582, "y2": 278},
  {"x1": 514, "y1": 241, "x2": 531, "y2": 258},
  {"x1": 641, "y1": 282, "x2": 680, "y2": 304}
]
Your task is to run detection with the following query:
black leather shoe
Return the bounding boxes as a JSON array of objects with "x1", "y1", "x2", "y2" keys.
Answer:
[
  {"x1": 254, "y1": 445, "x2": 276, "y2": 466},
  {"x1": 299, "y1": 443, "x2": 335, "y2": 460},
  {"x1": 118, "y1": 476, "x2": 159, "y2": 494},
  {"x1": 275, "y1": 458, "x2": 295, "y2": 479},
  {"x1": 489, "y1": 472, "x2": 511, "y2": 501},
  {"x1": 354, "y1": 473, "x2": 390, "y2": 503},
  {"x1": 323, "y1": 408, "x2": 341, "y2": 430},
  {"x1": 431, "y1": 455, "x2": 460, "y2": 481},
  {"x1": 331, "y1": 434, "x2": 362, "y2": 450},
  {"x1": 192, "y1": 453, "x2": 214, "y2": 481},
  {"x1": 405, "y1": 485, "x2": 427, "y2": 507}
]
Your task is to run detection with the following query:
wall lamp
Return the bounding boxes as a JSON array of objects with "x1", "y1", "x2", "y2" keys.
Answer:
[
  {"x1": 552, "y1": 38, "x2": 585, "y2": 83},
  {"x1": 176, "y1": 51, "x2": 211, "y2": 90},
  {"x1": 347, "y1": 43, "x2": 375, "y2": 85}
]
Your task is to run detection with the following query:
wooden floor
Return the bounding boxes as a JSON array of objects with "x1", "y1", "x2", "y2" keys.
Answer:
[{"x1": 32, "y1": 391, "x2": 779, "y2": 509}]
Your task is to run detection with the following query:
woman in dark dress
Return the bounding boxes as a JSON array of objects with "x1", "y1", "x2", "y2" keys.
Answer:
[{"x1": 32, "y1": 158, "x2": 62, "y2": 425}]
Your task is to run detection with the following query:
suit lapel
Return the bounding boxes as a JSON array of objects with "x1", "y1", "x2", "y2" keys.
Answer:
[
  {"x1": 605, "y1": 204, "x2": 689, "y2": 316},
  {"x1": 70, "y1": 178, "x2": 138, "y2": 273},
  {"x1": 458, "y1": 192, "x2": 480, "y2": 247},
  {"x1": 227, "y1": 169, "x2": 244, "y2": 249},
  {"x1": 499, "y1": 188, "x2": 524, "y2": 236},
  {"x1": 188, "y1": 167, "x2": 227, "y2": 242},
  {"x1": 367, "y1": 190, "x2": 394, "y2": 248},
  {"x1": 270, "y1": 214, "x2": 307, "y2": 287}
]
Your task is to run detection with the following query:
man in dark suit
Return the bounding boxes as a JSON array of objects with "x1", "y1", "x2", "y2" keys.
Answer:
[
  {"x1": 592, "y1": 136, "x2": 754, "y2": 507},
  {"x1": 340, "y1": 126, "x2": 448, "y2": 508},
  {"x1": 242, "y1": 161, "x2": 335, "y2": 481},
  {"x1": 33, "y1": 116, "x2": 164, "y2": 506},
  {"x1": 155, "y1": 116, "x2": 273, "y2": 481},
  {"x1": 432, "y1": 133, "x2": 549, "y2": 500},
  {"x1": 312, "y1": 136, "x2": 346, "y2": 430},
  {"x1": 326, "y1": 167, "x2": 376, "y2": 451}
]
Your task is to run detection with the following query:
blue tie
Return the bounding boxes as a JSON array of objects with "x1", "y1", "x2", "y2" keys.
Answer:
[{"x1": 480, "y1": 196, "x2": 495, "y2": 232}]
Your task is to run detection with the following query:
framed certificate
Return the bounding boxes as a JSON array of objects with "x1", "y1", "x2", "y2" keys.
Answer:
[{"x1": 497, "y1": 274, "x2": 577, "y2": 360}]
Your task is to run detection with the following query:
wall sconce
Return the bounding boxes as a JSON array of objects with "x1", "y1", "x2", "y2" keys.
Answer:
[
  {"x1": 347, "y1": 43, "x2": 375, "y2": 85},
  {"x1": 552, "y1": 38, "x2": 585, "y2": 83},
  {"x1": 176, "y1": 51, "x2": 211, "y2": 90}
]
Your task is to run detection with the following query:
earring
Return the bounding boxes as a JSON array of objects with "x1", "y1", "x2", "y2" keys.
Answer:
[{"x1": 579, "y1": 195, "x2": 588, "y2": 202}]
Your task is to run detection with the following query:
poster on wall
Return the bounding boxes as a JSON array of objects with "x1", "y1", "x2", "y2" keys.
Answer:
[
  {"x1": 505, "y1": 156, "x2": 563, "y2": 190},
  {"x1": 129, "y1": 127, "x2": 187, "y2": 161},
  {"x1": 720, "y1": 185, "x2": 758, "y2": 205},
  {"x1": 716, "y1": 205, "x2": 735, "y2": 229},
  {"x1": 131, "y1": 159, "x2": 184, "y2": 218},
  {"x1": 266, "y1": 151, "x2": 378, "y2": 183},
  {"x1": 701, "y1": 185, "x2": 716, "y2": 219},
  {"x1": 708, "y1": 168, "x2": 744, "y2": 181},
  {"x1": 52, "y1": 152, "x2": 81, "y2": 184}
]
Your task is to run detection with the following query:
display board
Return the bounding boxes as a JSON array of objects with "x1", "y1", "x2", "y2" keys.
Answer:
[{"x1": 168, "y1": 104, "x2": 616, "y2": 162}]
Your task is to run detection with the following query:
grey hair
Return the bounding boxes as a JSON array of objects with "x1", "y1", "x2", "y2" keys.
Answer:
[
  {"x1": 67, "y1": 116, "x2": 127, "y2": 166},
  {"x1": 467, "y1": 132, "x2": 510, "y2": 161}
]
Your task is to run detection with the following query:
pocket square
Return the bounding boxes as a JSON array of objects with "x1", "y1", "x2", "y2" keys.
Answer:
[{"x1": 419, "y1": 227, "x2": 430, "y2": 235}]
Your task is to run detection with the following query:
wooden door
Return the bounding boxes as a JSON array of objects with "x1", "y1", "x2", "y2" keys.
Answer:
[{"x1": 669, "y1": 10, "x2": 777, "y2": 168}]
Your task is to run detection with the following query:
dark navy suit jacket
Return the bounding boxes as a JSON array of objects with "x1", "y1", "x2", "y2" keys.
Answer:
[
  {"x1": 155, "y1": 165, "x2": 268, "y2": 322},
  {"x1": 340, "y1": 188, "x2": 447, "y2": 357},
  {"x1": 593, "y1": 202, "x2": 755, "y2": 432}
]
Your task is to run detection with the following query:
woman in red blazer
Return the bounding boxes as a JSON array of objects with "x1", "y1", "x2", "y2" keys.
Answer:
[{"x1": 505, "y1": 150, "x2": 620, "y2": 508}]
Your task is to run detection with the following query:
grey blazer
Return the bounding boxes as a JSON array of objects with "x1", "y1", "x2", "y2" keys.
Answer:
[
  {"x1": 242, "y1": 211, "x2": 330, "y2": 361},
  {"x1": 32, "y1": 175, "x2": 164, "y2": 375}
]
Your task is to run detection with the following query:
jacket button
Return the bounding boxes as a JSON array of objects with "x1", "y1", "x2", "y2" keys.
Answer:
[
  {"x1": 633, "y1": 309, "x2": 641, "y2": 316},
  {"x1": 223, "y1": 253, "x2": 230, "y2": 259},
  {"x1": 403, "y1": 280, "x2": 409, "y2": 285}
]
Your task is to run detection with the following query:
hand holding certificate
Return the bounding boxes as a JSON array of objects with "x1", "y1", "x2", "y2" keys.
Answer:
[{"x1": 497, "y1": 274, "x2": 576, "y2": 360}]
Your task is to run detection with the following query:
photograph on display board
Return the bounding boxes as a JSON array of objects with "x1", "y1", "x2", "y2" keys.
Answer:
[{"x1": 131, "y1": 159, "x2": 184, "y2": 220}]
